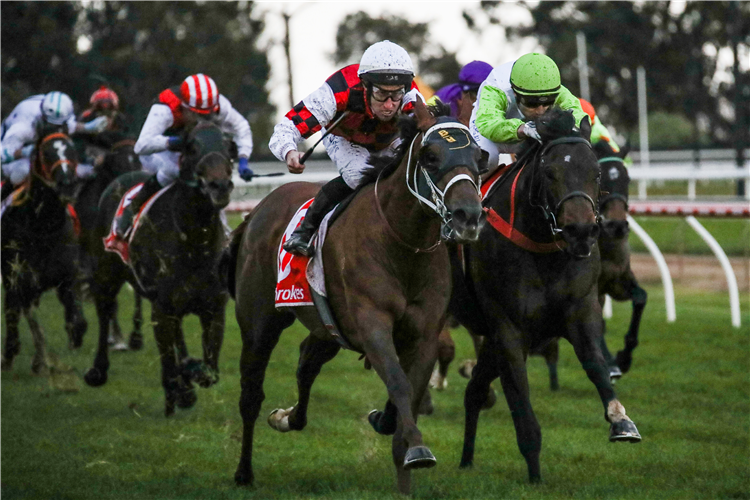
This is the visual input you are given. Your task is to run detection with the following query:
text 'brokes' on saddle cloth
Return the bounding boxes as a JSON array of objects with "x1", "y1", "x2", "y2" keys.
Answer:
[
  {"x1": 103, "y1": 182, "x2": 173, "y2": 264},
  {"x1": 275, "y1": 198, "x2": 335, "y2": 308}
]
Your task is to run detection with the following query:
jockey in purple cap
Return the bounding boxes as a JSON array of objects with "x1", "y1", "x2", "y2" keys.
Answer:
[{"x1": 434, "y1": 60, "x2": 493, "y2": 127}]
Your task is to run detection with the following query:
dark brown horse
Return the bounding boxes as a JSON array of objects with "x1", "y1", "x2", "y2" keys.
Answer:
[
  {"x1": 2, "y1": 131, "x2": 87, "y2": 373},
  {"x1": 227, "y1": 100, "x2": 485, "y2": 495},
  {"x1": 452, "y1": 108, "x2": 641, "y2": 484},
  {"x1": 83, "y1": 121, "x2": 233, "y2": 416},
  {"x1": 74, "y1": 133, "x2": 144, "y2": 351}
]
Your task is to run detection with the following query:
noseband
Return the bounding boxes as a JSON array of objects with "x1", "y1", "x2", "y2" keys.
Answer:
[
  {"x1": 533, "y1": 136, "x2": 600, "y2": 238},
  {"x1": 38, "y1": 133, "x2": 75, "y2": 180}
]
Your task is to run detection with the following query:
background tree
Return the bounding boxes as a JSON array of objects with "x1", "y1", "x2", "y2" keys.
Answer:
[
  {"x1": 464, "y1": 1, "x2": 750, "y2": 150},
  {"x1": 2, "y1": 1, "x2": 275, "y2": 158},
  {"x1": 332, "y1": 11, "x2": 462, "y2": 92}
]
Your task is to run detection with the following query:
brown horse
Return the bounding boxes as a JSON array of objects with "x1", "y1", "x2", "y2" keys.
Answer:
[
  {"x1": 2, "y1": 131, "x2": 86, "y2": 373},
  {"x1": 83, "y1": 121, "x2": 233, "y2": 416},
  {"x1": 227, "y1": 100, "x2": 485, "y2": 495},
  {"x1": 452, "y1": 108, "x2": 641, "y2": 484}
]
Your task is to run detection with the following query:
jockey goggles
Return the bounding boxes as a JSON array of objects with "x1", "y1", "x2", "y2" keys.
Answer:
[
  {"x1": 517, "y1": 93, "x2": 558, "y2": 109},
  {"x1": 370, "y1": 85, "x2": 406, "y2": 103}
]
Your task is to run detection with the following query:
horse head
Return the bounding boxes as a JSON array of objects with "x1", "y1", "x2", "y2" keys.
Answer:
[
  {"x1": 533, "y1": 108, "x2": 601, "y2": 258},
  {"x1": 34, "y1": 131, "x2": 78, "y2": 203},
  {"x1": 179, "y1": 121, "x2": 234, "y2": 209},
  {"x1": 405, "y1": 98, "x2": 486, "y2": 243},
  {"x1": 594, "y1": 140, "x2": 631, "y2": 240}
]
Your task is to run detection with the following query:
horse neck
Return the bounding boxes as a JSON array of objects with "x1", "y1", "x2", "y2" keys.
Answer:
[
  {"x1": 23, "y1": 175, "x2": 68, "y2": 231},
  {"x1": 503, "y1": 161, "x2": 558, "y2": 243},
  {"x1": 170, "y1": 183, "x2": 222, "y2": 241},
  {"x1": 376, "y1": 147, "x2": 442, "y2": 251}
]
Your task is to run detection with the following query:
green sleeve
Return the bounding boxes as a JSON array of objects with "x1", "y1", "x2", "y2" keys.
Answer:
[
  {"x1": 475, "y1": 85, "x2": 525, "y2": 144},
  {"x1": 556, "y1": 86, "x2": 588, "y2": 127}
]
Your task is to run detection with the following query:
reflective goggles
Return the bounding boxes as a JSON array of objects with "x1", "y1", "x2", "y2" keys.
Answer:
[
  {"x1": 517, "y1": 93, "x2": 558, "y2": 109},
  {"x1": 371, "y1": 85, "x2": 406, "y2": 103}
]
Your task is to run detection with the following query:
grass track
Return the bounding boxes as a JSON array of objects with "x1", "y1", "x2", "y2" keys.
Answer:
[{"x1": 2, "y1": 280, "x2": 748, "y2": 499}]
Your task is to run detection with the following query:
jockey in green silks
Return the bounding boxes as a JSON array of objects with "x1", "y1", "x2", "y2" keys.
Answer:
[{"x1": 469, "y1": 53, "x2": 590, "y2": 174}]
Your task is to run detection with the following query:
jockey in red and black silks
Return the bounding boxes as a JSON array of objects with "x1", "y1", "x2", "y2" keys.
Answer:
[{"x1": 269, "y1": 40, "x2": 423, "y2": 257}]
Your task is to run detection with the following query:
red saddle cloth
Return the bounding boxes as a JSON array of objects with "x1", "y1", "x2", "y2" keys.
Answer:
[
  {"x1": 275, "y1": 198, "x2": 315, "y2": 308},
  {"x1": 103, "y1": 182, "x2": 172, "y2": 264}
]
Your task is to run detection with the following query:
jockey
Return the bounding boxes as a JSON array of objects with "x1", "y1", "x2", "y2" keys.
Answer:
[
  {"x1": 470, "y1": 53, "x2": 589, "y2": 171},
  {"x1": 1, "y1": 91, "x2": 109, "y2": 190},
  {"x1": 113, "y1": 73, "x2": 254, "y2": 238},
  {"x1": 76, "y1": 86, "x2": 130, "y2": 178},
  {"x1": 434, "y1": 60, "x2": 493, "y2": 127},
  {"x1": 270, "y1": 40, "x2": 423, "y2": 257}
]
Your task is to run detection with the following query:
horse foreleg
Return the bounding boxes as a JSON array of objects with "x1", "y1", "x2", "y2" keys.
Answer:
[
  {"x1": 151, "y1": 307, "x2": 189, "y2": 416},
  {"x1": 194, "y1": 301, "x2": 226, "y2": 388},
  {"x1": 269, "y1": 333, "x2": 340, "y2": 432},
  {"x1": 56, "y1": 280, "x2": 87, "y2": 349},
  {"x1": 24, "y1": 308, "x2": 49, "y2": 375},
  {"x1": 616, "y1": 283, "x2": 647, "y2": 374},
  {"x1": 2, "y1": 306, "x2": 22, "y2": 370},
  {"x1": 128, "y1": 292, "x2": 144, "y2": 350},
  {"x1": 460, "y1": 333, "x2": 501, "y2": 469},
  {"x1": 84, "y1": 291, "x2": 117, "y2": 388},
  {"x1": 567, "y1": 313, "x2": 641, "y2": 443}
]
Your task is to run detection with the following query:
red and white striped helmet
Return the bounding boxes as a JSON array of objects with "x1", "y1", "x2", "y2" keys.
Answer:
[
  {"x1": 179, "y1": 73, "x2": 219, "y2": 114},
  {"x1": 89, "y1": 86, "x2": 119, "y2": 109}
]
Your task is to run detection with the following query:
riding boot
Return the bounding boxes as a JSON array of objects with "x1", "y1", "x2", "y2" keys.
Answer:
[
  {"x1": 114, "y1": 175, "x2": 163, "y2": 238},
  {"x1": 283, "y1": 176, "x2": 353, "y2": 257}
]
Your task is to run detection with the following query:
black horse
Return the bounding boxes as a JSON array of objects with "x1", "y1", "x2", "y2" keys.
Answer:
[
  {"x1": 228, "y1": 100, "x2": 485, "y2": 495},
  {"x1": 74, "y1": 132, "x2": 144, "y2": 351},
  {"x1": 452, "y1": 108, "x2": 641, "y2": 484},
  {"x1": 1, "y1": 131, "x2": 87, "y2": 373},
  {"x1": 530, "y1": 140, "x2": 647, "y2": 390},
  {"x1": 83, "y1": 121, "x2": 233, "y2": 416}
]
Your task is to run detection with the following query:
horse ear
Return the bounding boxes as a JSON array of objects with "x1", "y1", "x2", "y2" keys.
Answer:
[{"x1": 413, "y1": 96, "x2": 436, "y2": 131}]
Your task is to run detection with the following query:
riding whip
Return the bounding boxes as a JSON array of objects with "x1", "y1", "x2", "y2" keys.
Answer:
[{"x1": 299, "y1": 111, "x2": 349, "y2": 164}]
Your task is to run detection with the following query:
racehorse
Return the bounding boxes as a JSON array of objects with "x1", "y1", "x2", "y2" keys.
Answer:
[
  {"x1": 1, "y1": 131, "x2": 87, "y2": 373},
  {"x1": 83, "y1": 121, "x2": 233, "y2": 416},
  {"x1": 74, "y1": 131, "x2": 144, "y2": 351},
  {"x1": 227, "y1": 99, "x2": 485, "y2": 495},
  {"x1": 452, "y1": 108, "x2": 641, "y2": 484}
]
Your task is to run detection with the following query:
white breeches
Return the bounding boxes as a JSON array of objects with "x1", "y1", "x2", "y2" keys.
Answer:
[
  {"x1": 139, "y1": 150, "x2": 180, "y2": 186},
  {"x1": 2, "y1": 158, "x2": 30, "y2": 186}
]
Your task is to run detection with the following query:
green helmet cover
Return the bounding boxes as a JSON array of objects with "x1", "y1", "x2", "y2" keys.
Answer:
[{"x1": 510, "y1": 53, "x2": 561, "y2": 96}]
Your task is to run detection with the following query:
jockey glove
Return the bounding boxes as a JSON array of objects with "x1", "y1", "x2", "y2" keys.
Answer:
[
  {"x1": 83, "y1": 115, "x2": 109, "y2": 133},
  {"x1": 167, "y1": 136, "x2": 183, "y2": 151},
  {"x1": 20, "y1": 144, "x2": 35, "y2": 158},
  {"x1": 521, "y1": 122, "x2": 542, "y2": 142},
  {"x1": 238, "y1": 157, "x2": 254, "y2": 181}
]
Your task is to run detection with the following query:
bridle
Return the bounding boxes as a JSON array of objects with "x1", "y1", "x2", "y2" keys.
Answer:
[
  {"x1": 37, "y1": 132, "x2": 75, "y2": 181},
  {"x1": 373, "y1": 121, "x2": 481, "y2": 253},
  {"x1": 597, "y1": 155, "x2": 629, "y2": 212},
  {"x1": 531, "y1": 136, "x2": 600, "y2": 239}
]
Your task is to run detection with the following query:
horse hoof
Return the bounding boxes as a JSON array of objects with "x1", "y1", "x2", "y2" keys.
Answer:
[
  {"x1": 458, "y1": 359, "x2": 476, "y2": 379},
  {"x1": 268, "y1": 407, "x2": 293, "y2": 432},
  {"x1": 609, "y1": 420, "x2": 641, "y2": 443},
  {"x1": 367, "y1": 409, "x2": 397, "y2": 436},
  {"x1": 128, "y1": 333, "x2": 143, "y2": 351},
  {"x1": 111, "y1": 342, "x2": 129, "y2": 352},
  {"x1": 429, "y1": 368, "x2": 447, "y2": 391},
  {"x1": 84, "y1": 367, "x2": 107, "y2": 387},
  {"x1": 176, "y1": 388, "x2": 197, "y2": 409},
  {"x1": 404, "y1": 446, "x2": 437, "y2": 470},
  {"x1": 609, "y1": 365, "x2": 623, "y2": 384},
  {"x1": 234, "y1": 468, "x2": 254, "y2": 486}
]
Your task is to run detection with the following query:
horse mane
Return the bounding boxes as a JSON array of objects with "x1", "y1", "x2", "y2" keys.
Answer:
[
  {"x1": 535, "y1": 107, "x2": 582, "y2": 142},
  {"x1": 360, "y1": 99, "x2": 452, "y2": 185}
]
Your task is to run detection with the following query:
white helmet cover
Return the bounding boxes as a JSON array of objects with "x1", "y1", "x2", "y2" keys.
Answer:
[
  {"x1": 357, "y1": 40, "x2": 414, "y2": 85},
  {"x1": 41, "y1": 91, "x2": 74, "y2": 125}
]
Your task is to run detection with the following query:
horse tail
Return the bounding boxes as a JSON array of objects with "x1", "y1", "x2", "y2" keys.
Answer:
[{"x1": 220, "y1": 209, "x2": 254, "y2": 299}]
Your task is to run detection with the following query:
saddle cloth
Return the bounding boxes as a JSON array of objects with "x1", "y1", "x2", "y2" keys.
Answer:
[
  {"x1": 103, "y1": 182, "x2": 173, "y2": 264},
  {"x1": 275, "y1": 198, "x2": 335, "y2": 308}
]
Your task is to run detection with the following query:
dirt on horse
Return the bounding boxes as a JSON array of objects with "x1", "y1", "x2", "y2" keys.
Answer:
[
  {"x1": 83, "y1": 121, "x2": 233, "y2": 416},
  {"x1": 227, "y1": 99, "x2": 486, "y2": 495}
]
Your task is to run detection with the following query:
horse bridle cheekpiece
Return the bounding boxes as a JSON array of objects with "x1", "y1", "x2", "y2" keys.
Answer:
[
  {"x1": 533, "y1": 136, "x2": 600, "y2": 238},
  {"x1": 406, "y1": 122, "x2": 481, "y2": 234}
]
